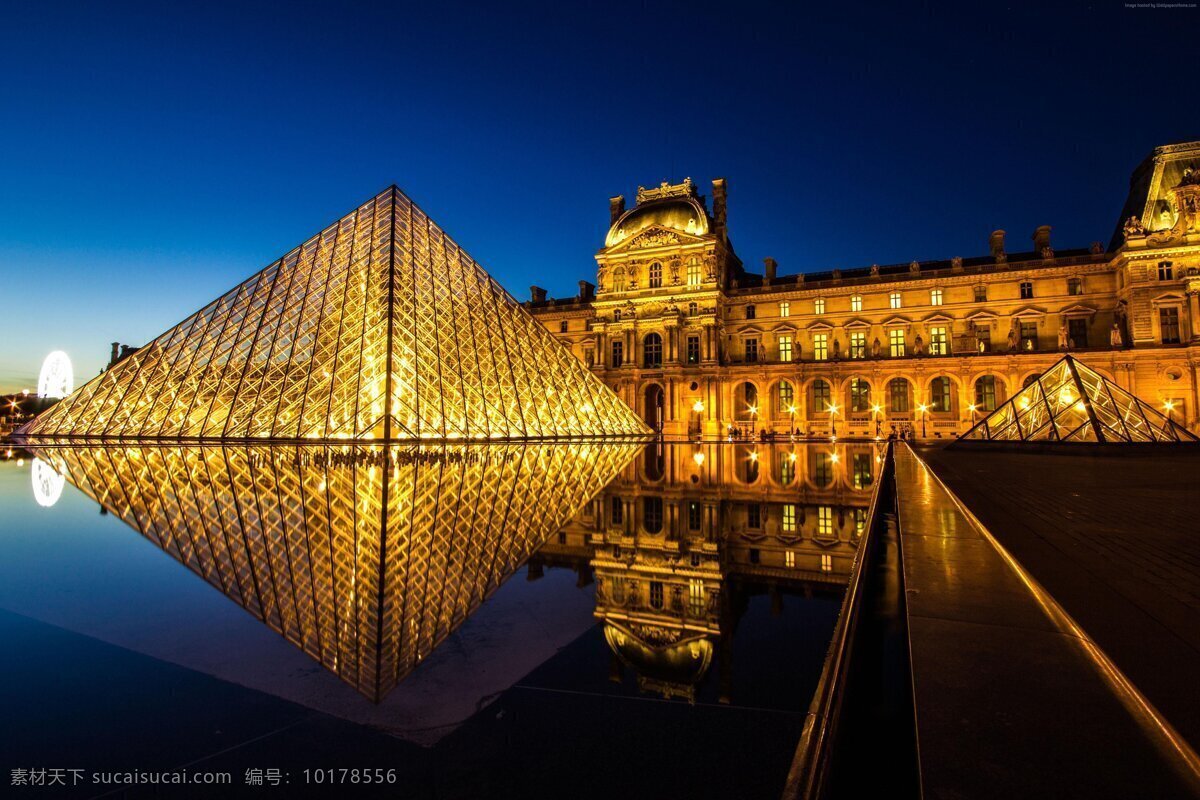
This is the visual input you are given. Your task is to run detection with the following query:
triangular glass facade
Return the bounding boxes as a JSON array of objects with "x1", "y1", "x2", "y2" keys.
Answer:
[
  {"x1": 20, "y1": 187, "x2": 648, "y2": 441},
  {"x1": 28, "y1": 442, "x2": 641, "y2": 701},
  {"x1": 961, "y1": 355, "x2": 1197, "y2": 443}
]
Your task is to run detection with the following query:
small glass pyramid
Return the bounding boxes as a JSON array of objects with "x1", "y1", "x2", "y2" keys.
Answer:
[
  {"x1": 19, "y1": 187, "x2": 649, "y2": 441},
  {"x1": 960, "y1": 355, "x2": 1197, "y2": 443}
]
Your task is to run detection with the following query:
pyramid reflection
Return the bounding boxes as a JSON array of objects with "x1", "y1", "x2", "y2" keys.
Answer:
[{"x1": 29, "y1": 442, "x2": 640, "y2": 702}]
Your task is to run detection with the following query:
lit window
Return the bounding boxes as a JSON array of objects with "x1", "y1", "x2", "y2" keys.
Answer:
[
  {"x1": 889, "y1": 329, "x2": 906, "y2": 357},
  {"x1": 1068, "y1": 277, "x2": 1083, "y2": 296},
  {"x1": 812, "y1": 380, "x2": 831, "y2": 412},
  {"x1": 782, "y1": 504, "x2": 797, "y2": 532},
  {"x1": 850, "y1": 378, "x2": 871, "y2": 412},
  {"x1": 814, "y1": 455, "x2": 833, "y2": 487},
  {"x1": 888, "y1": 378, "x2": 910, "y2": 413},
  {"x1": 612, "y1": 268, "x2": 627, "y2": 292},
  {"x1": 813, "y1": 333, "x2": 829, "y2": 361},
  {"x1": 779, "y1": 451, "x2": 795, "y2": 485},
  {"x1": 814, "y1": 298, "x2": 826, "y2": 315},
  {"x1": 974, "y1": 376, "x2": 998, "y2": 412},
  {"x1": 648, "y1": 262, "x2": 663, "y2": 289},
  {"x1": 686, "y1": 335, "x2": 700, "y2": 364},
  {"x1": 779, "y1": 301, "x2": 790, "y2": 317},
  {"x1": 852, "y1": 453, "x2": 872, "y2": 489},
  {"x1": 929, "y1": 326, "x2": 948, "y2": 355},
  {"x1": 785, "y1": 550, "x2": 796, "y2": 568},
  {"x1": 1020, "y1": 281, "x2": 1034, "y2": 299},
  {"x1": 930, "y1": 376, "x2": 952, "y2": 412},
  {"x1": 778, "y1": 335, "x2": 793, "y2": 362},
  {"x1": 976, "y1": 325, "x2": 991, "y2": 352},
  {"x1": 854, "y1": 508, "x2": 867, "y2": 536},
  {"x1": 930, "y1": 288, "x2": 943, "y2": 306},
  {"x1": 689, "y1": 579, "x2": 705, "y2": 614},
  {"x1": 820, "y1": 554, "x2": 833, "y2": 573},
  {"x1": 890, "y1": 291, "x2": 902, "y2": 309},
  {"x1": 1158, "y1": 261, "x2": 1174, "y2": 281},
  {"x1": 687, "y1": 258, "x2": 703, "y2": 285},
  {"x1": 688, "y1": 301, "x2": 698, "y2": 316},
  {"x1": 849, "y1": 331, "x2": 866, "y2": 359},
  {"x1": 1020, "y1": 321, "x2": 1038, "y2": 350},
  {"x1": 818, "y1": 506, "x2": 834, "y2": 538},
  {"x1": 851, "y1": 294, "x2": 863, "y2": 312}
]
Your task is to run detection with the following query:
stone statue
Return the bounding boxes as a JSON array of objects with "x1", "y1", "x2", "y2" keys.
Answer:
[
  {"x1": 1123, "y1": 215, "x2": 1146, "y2": 239},
  {"x1": 870, "y1": 264, "x2": 880, "y2": 277},
  {"x1": 1041, "y1": 246, "x2": 1054, "y2": 260},
  {"x1": 951, "y1": 256, "x2": 964, "y2": 272},
  {"x1": 871, "y1": 337, "x2": 881, "y2": 357},
  {"x1": 1007, "y1": 327, "x2": 1019, "y2": 352},
  {"x1": 1058, "y1": 324, "x2": 1069, "y2": 350},
  {"x1": 1090, "y1": 241, "x2": 1104, "y2": 254},
  {"x1": 833, "y1": 338, "x2": 842, "y2": 359},
  {"x1": 909, "y1": 260, "x2": 920, "y2": 274},
  {"x1": 913, "y1": 333, "x2": 925, "y2": 355},
  {"x1": 1110, "y1": 323, "x2": 1123, "y2": 347}
]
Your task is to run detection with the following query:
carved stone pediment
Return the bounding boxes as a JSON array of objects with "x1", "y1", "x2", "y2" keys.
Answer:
[{"x1": 607, "y1": 225, "x2": 706, "y2": 253}]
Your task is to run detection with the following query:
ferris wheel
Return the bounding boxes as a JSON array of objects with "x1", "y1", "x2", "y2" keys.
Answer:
[{"x1": 37, "y1": 351, "x2": 74, "y2": 399}]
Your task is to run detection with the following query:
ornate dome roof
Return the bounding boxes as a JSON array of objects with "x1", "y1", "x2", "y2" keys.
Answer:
[{"x1": 605, "y1": 196, "x2": 710, "y2": 248}]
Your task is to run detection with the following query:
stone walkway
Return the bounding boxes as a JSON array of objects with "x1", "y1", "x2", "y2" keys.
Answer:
[{"x1": 894, "y1": 445, "x2": 1199, "y2": 799}]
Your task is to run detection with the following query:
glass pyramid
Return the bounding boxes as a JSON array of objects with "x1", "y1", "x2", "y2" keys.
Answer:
[
  {"x1": 19, "y1": 187, "x2": 648, "y2": 441},
  {"x1": 28, "y1": 441, "x2": 641, "y2": 701},
  {"x1": 960, "y1": 355, "x2": 1197, "y2": 443}
]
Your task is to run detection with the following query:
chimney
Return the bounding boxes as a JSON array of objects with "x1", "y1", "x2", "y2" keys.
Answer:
[
  {"x1": 530, "y1": 286, "x2": 547, "y2": 303},
  {"x1": 763, "y1": 257, "x2": 777, "y2": 285},
  {"x1": 110, "y1": 342, "x2": 120, "y2": 367},
  {"x1": 990, "y1": 230, "x2": 1007, "y2": 259},
  {"x1": 578, "y1": 280, "x2": 595, "y2": 301},
  {"x1": 609, "y1": 196, "x2": 625, "y2": 225},
  {"x1": 120, "y1": 345, "x2": 134, "y2": 360},
  {"x1": 1032, "y1": 225, "x2": 1052, "y2": 254},
  {"x1": 712, "y1": 178, "x2": 728, "y2": 232}
]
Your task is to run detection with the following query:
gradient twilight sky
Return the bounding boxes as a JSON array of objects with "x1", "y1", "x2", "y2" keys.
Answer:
[{"x1": 1, "y1": 1, "x2": 1196, "y2": 392}]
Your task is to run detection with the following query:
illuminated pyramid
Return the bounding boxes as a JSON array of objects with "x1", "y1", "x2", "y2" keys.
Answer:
[
  {"x1": 960, "y1": 355, "x2": 1197, "y2": 443},
  {"x1": 20, "y1": 187, "x2": 648, "y2": 440}
]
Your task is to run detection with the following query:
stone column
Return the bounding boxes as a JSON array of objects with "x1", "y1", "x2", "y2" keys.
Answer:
[{"x1": 1187, "y1": 288, "x2": 1200, "y2": 341}]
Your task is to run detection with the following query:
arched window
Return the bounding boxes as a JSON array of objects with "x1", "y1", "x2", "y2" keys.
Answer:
[
  {"x1": 777, "y1": 380, "x2": 795, "y2": 413},
  {"x1": 1022, "y1": 374, "x2": 1039, "y2": 389},
  {"x1": 850, "y1": 378, "x2": 871, "y2": 412},
  {"x1": 643, "y1": 333, "x2": 663, "y2": 368},
  {"x1": 975, "y1": 376, "x2": 999, "y2": 412},
  {"x1": 888, "y1": 378, "x2": 910, "y2": 413},
  {"x1": 930, "y1": 377, "x2": 953, "y2": 412},
  {"x1": 648, "y1": 262, "x2": 663, "y2": 289},
  {"x1": 686, "y1": 258, "x2": 702, "y2": 286},
  {"x1": 812, "y1": 379, "x2": 831, "y2": 413},
  {"x1": 612, "y1": 268, "x2": 627, "y2": 292}
]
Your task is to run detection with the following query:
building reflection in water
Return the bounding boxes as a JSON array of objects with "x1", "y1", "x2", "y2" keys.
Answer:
[
  {"x1": 531, "y1": 441, "x2": 883, "y2": 703},
  {"x1": 26, "y1": 440, "x2": 879, "y2": 707},
  {"x1": 26, "y1": 442, "x2": 640, "y2": 702}
]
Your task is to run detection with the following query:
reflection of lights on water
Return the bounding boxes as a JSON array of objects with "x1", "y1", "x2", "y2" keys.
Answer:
[
  {"x1": 38, "y1": 351, "x2": 74, "y2": 399},
  {"x1": 32, "y1": 459, "x2": 64, "y2": 507}
]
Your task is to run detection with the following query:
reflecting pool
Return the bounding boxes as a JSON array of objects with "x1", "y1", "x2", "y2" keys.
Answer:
[{"x1": 0, "y1": 441, "x2": 882, "y2": 799}]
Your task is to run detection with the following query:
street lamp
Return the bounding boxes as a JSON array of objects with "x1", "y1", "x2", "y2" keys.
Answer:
[
  {"x1": 787, "y1": 404, "x2": 797, "y2": 438},
  {"x1": 828, "y1": 403, "x2": 839, "y2": 441},
  {"x1": 968, "y1": 402, "x2": 978, "y2": 426},
  {"x1": 747, "y1": 404, "x2": 758, "y2": 439},
  {"x1": 871, "y1": 403, "x2": 883, "y2": 439},
  {"x1": 917, "y1": 403, "x2": 928, "y2": 439},
  {"x1": 1163, "y1": 400, "x2": 1177, "y2": 426}
]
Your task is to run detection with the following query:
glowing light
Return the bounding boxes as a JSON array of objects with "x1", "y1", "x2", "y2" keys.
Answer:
[
  {"x1": 37, "y1": 351, "x2": 73, "y2": 399},
  {"x1": 828, "y1": 404, "x2": 839, "y2": 414},
  {"x1": 1059, "y1": 387, "x2": 1076, "y2": 405},
  {"x1": 786, "y1": 405, "x2": 797, "y2": 415},
  {"x1": 31, "y1": 459, "x2": 64, "y2": 507},
  {"x1": 917, "y1": 404, "x2": 928, "y2": 413},
  {"x1": 747, "y1": 405, "x2": 758, "y2": 416},
  {"x1": 748, "y1": 451, "x2": 758, "y2": 462},
  {"x1": 968, "y1": 403, "x2": 977, "y2": 413},
  {"x1": 830, "y1": 452, "x2": 840, "y2": 464},
  {"x1": 693, "y1": 451, "x2": 705, "y2": 466},
  {"x1": 692, "y1": 400, "x2": 705, "y2": 413},
  {"x1": 871, "y1": 404, "x2": 882, "y2": 415},
  {"x1": 788, "y1": 452, "x2": 797, "y2": 462},
  {"x1": 1163, "y1": 400, "x2": 1177, "y2": 412},
  {"x1": 1019, "y1": 397, "x2": 1031, "y2": 410}
]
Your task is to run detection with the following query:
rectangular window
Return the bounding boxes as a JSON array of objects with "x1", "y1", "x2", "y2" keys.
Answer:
[
  {"x1": 852, "y1": 453, "x2": 873, "y2": 489},
  {"x1": 813, "y1": 333, "x2": 829, "y2": 361},
  {"x1": 974, "y1": 285, "x2": 987, "y2": 303},
  {"x1": 1020, "y1": 281, "x2": 1034, "y2": 299},
  {"x1": 854, "y1": 508, "x2": 867, "y2": 536},
  {"x1": 849, "y1": 331, "x2": 866, "y2": 359},
  {"x1": 782, "y1": 504, "x2": 797, "y2": 532},
  {"x1": 1068, "y1": 277, "x2": 1083, "y2": 296},
  {"x1": 649, "y1": 581, "x2": 664, "y2": 609},
  {"x1": 688, "y1": 301, "x2": 698, "y2": 316},
  {"x1": 850, "y1": 378, "x2": 871, "y2": 412},
  {"x1": 889, "y1": 379, "x2": 910, "y2": 412},
  {"x1": 689, "y1": 579, "x2": 705, "y2": 615},
  {"x1": 687, "y1": 260, "x2": 703, "y2": 285},
  {"x1": 750, "y1": 548, "x2": 761, "y2": 564},
  {"x1": 1160, "y1": 307, "x2": 1181, "y2": 344},
  {"x1": 817, "y1": 506, "x2": 834, "y2": 538},
  {"x1": 813, "y1": 381, "x2": 831, "y2": 412},
  {"x1": 745, "y1": 305, "x2": 756, "y2": 320},
  {"x1": 745, "y1": 337, "x2": 759, "y2": 362},
  {"x1": 930, "y1": 288, "x2": 943, "y2": 306},
  {"x1": 851, "y1": 295, "x2": 862, "y2": 312},
  {"x1": 688, "y1": 501, "x2": 702, "y2": 530},
  {"x1": 610, "y1": 496, "x2": 623, "y2": 525},
  {"x1": 889, "y1": 329, "x2": 906, "y2": 357},
  {"x1": 1020, "y1": 321, "x2": 1038, "y2": 350},
  {"x1": 747, "y1": 504, "x2": 762, "y2": 529},
  {"x1": 814, "y1": 298, "x2": 826, "y2": 315},
  {"x1": 560, "y1": 320, "x2": 569, "y2": 333},
  {"x1": 778, "y1": 335, "x2": 793, "y2": 362},
  {"x1": 779, "y1": 301, "x2": 790, "y2": 318},
  {"x1": 821, "y1": 554, "x2": 833, "y2": 573},
  {"x1": 1158, "y1": 261, "x2": 1174, "y2": 281},
  {"x1": 890, "y1": 291, "x2": 902, "y2": 309},
  {"x1": 785, "y1": 550, "x2": 796, "y2": 568},
  {"x1": 1068, "y1": 318, "x2": 1088, "y2": 348},
  {"x1": 687, "y1": 335, "x2": 700, "y2": 364},
  {"x1": 611, "y1": 340, "x2": 623, "y2": 367},
  {"x1": 929, "y1": 326, "x2": 948, "y2": 355}
]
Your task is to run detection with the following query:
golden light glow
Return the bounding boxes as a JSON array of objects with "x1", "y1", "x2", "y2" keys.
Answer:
[
  {"x1": 747, "y1": 404, "x2": 758, "y2": 416},
  {"x1": 692, "y1": 400, "x2": 705, "y2": 413},
  {"x1": 692, "y1": 451, "x2": 706, "y2": 466},
  {"x1": 19, "y1": 188, "x2": 647, "y2": 442},
  {"x1": 830, "y1": 451, "x2": 840, "y2": 464},
  {"x1": 748, "y1": 450, "x2": 759, "y2": 461},
  {"x1": 871, "y1": 404, "x2": 882, "y2": 415}
]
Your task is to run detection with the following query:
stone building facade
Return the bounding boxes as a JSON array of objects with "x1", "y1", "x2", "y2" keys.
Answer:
[{"x1": 527, "y1": 142, "x2": 1200, "y2": 438}]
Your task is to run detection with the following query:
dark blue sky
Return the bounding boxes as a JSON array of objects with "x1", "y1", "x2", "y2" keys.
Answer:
[{"x1": 2, "y1": 1, "x2": 1196, "y2": 390}]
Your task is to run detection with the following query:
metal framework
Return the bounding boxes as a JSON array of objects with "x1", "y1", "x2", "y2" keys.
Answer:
[
  {"x1": 30, "y1": 442, "x2": 640, "y2": 701},
  {"x1": 20, "y1": 187, "x2": 648, "y2": 441},
  {"x1": 961, "y1": 355, "x2": 1197, "y2": 443}
]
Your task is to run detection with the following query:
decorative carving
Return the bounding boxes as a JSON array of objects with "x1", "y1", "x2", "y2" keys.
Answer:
[
  {"x1": 871, "y1": 337, "x2": 881, "y2": 358},
  {"x1": 913, "y1": 333, "x2": 925, "y2": 355},
  {"x1": 629, "y1": 229, "x2": 682, "y2": 249},
  {"x1": 1090, "y1": 241, "x2": 1104, "y2": 254},
  {"x1": 1123, "y1": 215, "x2": 1146, "y2": 239},
  {"x1": 636, "y1": 178, "x2": 695, "y2": 203},
  {"x1": 1110, "y1": 323, "x2": 1123, "y2": 347}
]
